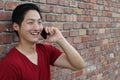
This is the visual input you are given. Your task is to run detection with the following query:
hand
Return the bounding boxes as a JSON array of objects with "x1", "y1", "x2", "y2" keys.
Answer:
[{"x1": 44, "y1": 27, "x2": 64, "y2": 43}]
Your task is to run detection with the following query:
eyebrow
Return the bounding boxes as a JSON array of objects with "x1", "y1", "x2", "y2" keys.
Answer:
[{"x1": 27, "y1": 19, "x2": 42, "y2": 21}]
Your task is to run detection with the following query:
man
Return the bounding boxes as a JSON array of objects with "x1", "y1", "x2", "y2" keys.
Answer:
[{"x1": 0, "y1": 3, "x2": 85, "y2": 80}]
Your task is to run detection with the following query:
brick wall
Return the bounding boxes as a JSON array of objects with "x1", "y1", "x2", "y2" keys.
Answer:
[{"x1": 0, "y1": 0, "x2": 120, "y2": 80}]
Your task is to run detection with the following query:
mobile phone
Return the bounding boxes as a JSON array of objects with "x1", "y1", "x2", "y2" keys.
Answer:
[{"x1": 40, "y1": 28, "x2": 48, "y2": 39}]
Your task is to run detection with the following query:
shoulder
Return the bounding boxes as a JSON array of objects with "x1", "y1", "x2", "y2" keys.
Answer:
[
  {"x1": 0, "y1": 59, "x2": 19, "y2": 73},
  {"x1": 1, "y1": 47, "x2": 22, "y2": 66},
  {"x1": 36, "y1": 43, "x2": 62, "y2": 56},
  {"x1": 4, "y1": 47, "x2": 18, "y2": 57},
  {"x1": 1, "y1": 47, "x2": 16, "y2": 61},
  {"x1": 36, "y1": 43, "x2": 55, "y2": 51},
  {"x1": 36, "y1": 43, "x2": 52, "y2": 48},
  {"x1": 0, "y1": 48, "x2": 22, "y2": 75},
  {"x1": 0, "y1": 60, "x2": 16, "y2": 68}
]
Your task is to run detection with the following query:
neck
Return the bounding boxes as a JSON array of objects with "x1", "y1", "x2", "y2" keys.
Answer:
[{"x1": 16, "y1": 42, "x2": 36, "y2": 55}]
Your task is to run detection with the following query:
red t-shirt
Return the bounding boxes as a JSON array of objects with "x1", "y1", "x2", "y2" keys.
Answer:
[{"x1": 0, "y1": 44, "x2": 62, "y2": 80}]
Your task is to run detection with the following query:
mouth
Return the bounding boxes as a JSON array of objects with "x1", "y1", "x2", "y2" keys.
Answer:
[{"x1": 31, "y1": 32, "x2": 40, "y2": 36}]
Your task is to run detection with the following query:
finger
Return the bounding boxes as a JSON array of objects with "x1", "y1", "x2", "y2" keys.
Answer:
[
  {"x1": 50, "y1": 27, "x2": 54, "y2": 35},
  {"x1": 46, "y1": 27, "x2": 54, "y2": 35},
  {"x1": 48, "y1": 27, "x2": 51, "y2": 34},
  {"x1": 44, "y1": 27, "x2": 47, "y2": 33}
]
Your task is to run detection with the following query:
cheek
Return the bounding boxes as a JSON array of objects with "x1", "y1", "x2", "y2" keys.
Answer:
[
  {"x1": 21, "y1": 25, "x2": 31, "y2": 31},
  {"x1": 40, "y1": 24, "x2": 44, "y2": 30}
]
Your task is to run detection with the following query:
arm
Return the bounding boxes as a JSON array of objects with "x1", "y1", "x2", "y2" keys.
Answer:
[
  {"x1": 44, "y1": 27, "x2": 85, "y2": 70},
  {"x1": 54, "y1": 37, "x2": 85, "y2": 70}
]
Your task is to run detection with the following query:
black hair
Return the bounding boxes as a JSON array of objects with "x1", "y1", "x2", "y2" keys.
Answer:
[
  {"x1": 12, "y1": 3, "x2": 42, "y2": 36},
  {"x1": 12, "y1": 3, "x2": 42, "y2": 25}
]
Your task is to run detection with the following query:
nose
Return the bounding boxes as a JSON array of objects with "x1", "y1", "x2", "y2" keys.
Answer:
[{"x1": 34, "y1": 22, "x2": 43, "y2": 30}]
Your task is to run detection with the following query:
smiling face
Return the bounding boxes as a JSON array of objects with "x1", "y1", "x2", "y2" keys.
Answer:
[{"x1": 13, "y1": 10, "x2": 43, "y2": 44}]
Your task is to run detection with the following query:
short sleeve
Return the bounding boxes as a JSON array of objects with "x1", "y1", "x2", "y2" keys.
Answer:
[
  {"x1": 37, "y1": 44, "x2": 62, "y2": 65},
  {"x1": 48, "y1": 45, "x2": 62, "y2": 65}
]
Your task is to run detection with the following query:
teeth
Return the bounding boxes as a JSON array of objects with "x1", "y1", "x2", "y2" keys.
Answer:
[{"x1": 31, "y1": 32, "x2": 39, "y2": 35}]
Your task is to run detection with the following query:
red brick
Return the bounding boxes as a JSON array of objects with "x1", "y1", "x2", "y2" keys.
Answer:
[
  {"x1": 76, "y1": 70, "x2": 83, "y2": 77},
  {"x1": 76, "y1": 43, "x2": 86, "y2": 50},
  {"x1": 0, "y1": 34, "x2": 13, "y2": 44},
  {"x1": 70, "y1": 30, "x2": 79, "y2": 36},
  {"x1": 73, "y1": 8, "x2": 82, "y2": 15},
  {"x1": 0, "y1": 24, "x2": 3, "y2": 32},
  {"x1": 77, "y1": 16, "x2": 84, "y2": 22},
  {"x1": 3, "y1": 23, "x2": 13, "y2": 32},
  {"x1": 87, "y1": 29, "x2": 96, "y2": 35},
  {"x1": 33, "y1": 0, "x2": 46, "y2": 3},
  {"x1": 82, "y1": 0, "x2": 90, "y2": 3},
  {"x1": 78, "y1": 2, "x2": 88, "y2": 9},
  {"x1": 54, "y1": 7, "x2": 64, "y2": 14},
  {"x1": 69, "y1": 15, "x2": 77, "y2": 22},
  {"x1": 46, "y1": 0, "x2": 58, "y2": 5},
  {"x1": 62, "y1": 31, "x2": 69, "y2": 37},
  {"x1": 0, "y1": 45, "x2": 5, "y2": 55},
  {"x1": 83, "y1": 16, "x2": 93, "y2": 22},
  {"x1": 97, "y1": 0, "x2": 103, "y2": 4},
  {"x1": 52, "y1": 23, "x2": 63, "y2": 30},
  {"x1": 98, "y1": 17, "x2": 106, "y2": 22},
  {"x1": 89, "y1": 47, "x2": 95, "y2": 53},
  {"x1": 43, "y1": 6, "x2": 64, "y2": 14},
  {"x1": 103, "y1": 65, "x2": 110, "y2": 72},
  {"x1": 63, "y1": 23, "x2": 73, "y2": 30},
  {"x1": 0, "y1": 11, "x2": 11, "y2": 21},
  {"x1": 99, "y1": 56, "x2": 105, "y2": 62},
  {"x1": 70, "y1": 1, "x2": 78, "y2": 7},
  {"x1": 70, "y1": 73, "x2": 76, "y2": 79},
  {"x1": 90, "y1": 0, "x2": 97, "y2": 3},
  {"x1": 91, "y1": 4, "x2": 99, "y2": 10},
  {"x1": 79, "y1": 29, "x2": 87, "y2": 35},
  {"x1": 90, "y1": 11, "x2": 97, "y2": 16},
  {"x1": 74, "y1": 23, "x2": 82, "y2": 29},
  {"x1": 82, "y1": 23, "x2": 90, "y2": 28},
  {"x1": 103, "y1": 1, "x2": 108, "y2": 6},
  {"x1": 5, "y1": 1, "x2": 21, "y2": 10},
  {"x1": 66, "y1": 37, "x2": 73, "y2": 44},
  {"x1": 82, "y1": 10, "x2": 90, "y2": 15},
  {"x1": 0, "y1": 23, "x2": 13, "y2": 32},
  {"x1": 51, "y1": 72, "x2": 59, "y2": 78},
  {"x1": 40, "y1": 5, "x2": 51, "y2": 13},
  {"x1": 0, "y1": 0, "x2": 3, "y2": 9},
  {"x1": 89, "y1": 35, "x2": 96, "y2": 41},
  {"x1": 64, "y1": 8, "x2": 73, "y2": 14},
  {"x1": 21, "y1": 0, "x2": 32, "y2": 1},
  {"x1": 56, "y1": 15, "x2": 66, "y2": 22},
  {"x1": 46, "y1": 14, "x2": 56, "y2": 21},
  {"x1": 4, "y1": 11, "x2": 12, "y2": 21},
  {"x1": 40, "y1": 5, "x2": 56, "y2": 13},
  {"x1": 0, "y1": 12, "x2": 5, "y2": 20},
  {"x1": 73, "y1": 36, "x2": 81, "y2": 43},
  {"x1": 81, "y1": 36, "x2": 89, "y2": 42},
  {"x1": 58, "y1": 0, "x2": 70, "y2": 6}
]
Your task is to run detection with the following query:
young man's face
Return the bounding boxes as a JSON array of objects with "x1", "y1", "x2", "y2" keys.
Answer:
[{"x1": 17, "y1": 10, "x2": 43, "y2": 43}]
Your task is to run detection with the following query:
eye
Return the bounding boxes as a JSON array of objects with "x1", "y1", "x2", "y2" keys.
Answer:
[
  {"x1": 27, "y1": 22, "x2": 33, "y2": 24},
  {"x1": 38, "y1": 21, "x2": 42, "y2": 24}
]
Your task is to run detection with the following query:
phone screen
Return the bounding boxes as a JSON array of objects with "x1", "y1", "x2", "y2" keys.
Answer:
[{"x1": 40, "y1": 28, "x2": 48, "y2": 39}]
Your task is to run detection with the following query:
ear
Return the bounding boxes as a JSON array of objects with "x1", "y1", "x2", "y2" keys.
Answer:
[{"x1": 12, "y1": 22, "x2": 20, "y2": 31}]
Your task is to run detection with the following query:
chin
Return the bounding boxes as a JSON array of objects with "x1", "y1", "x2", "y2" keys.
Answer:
[{"x1": 32, "y1": 39, "x2": 39, "y2": 43}]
